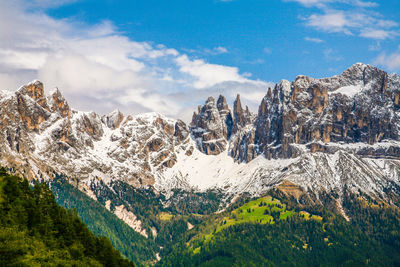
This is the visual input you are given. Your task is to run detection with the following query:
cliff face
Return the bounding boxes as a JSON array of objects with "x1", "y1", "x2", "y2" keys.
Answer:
[
  {"x1": 0, "y1": 81, "x2": 191, "y2": 186},
  {"x1": 190, "y1": 94, "x2": 253, "y2": 156},
  {"x1": 221, "y1": 63, "x2": 400, "y2": 161}
]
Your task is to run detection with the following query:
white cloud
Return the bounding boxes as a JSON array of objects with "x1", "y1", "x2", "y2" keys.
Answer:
[
  {"x1": 304, "y1": 37, "x2": 324, "y2": 43},
  {"x1": 0, "y1": 1, "x2": 270, "y2": 120},
  {"x1": 353, "y1": 0, "x2": 378, "y2": 8},
  {"x1": 175, "y1": 54, "x2": 262, "y2": 89},
  {"x1": 184, "y1": 46, "x2": 228, "y2": 56},
  {"x1": 284, "y1": 0, "x2": 331, "y2": 8},
  {"x1": 263, "y1": 47, "x2": 272, "y2": 54},
  {"x1": 304, "y1": 10, "x2": 398, "y2": 39},
  {"x1": 368, "y1": 42, "x2": 381, "y2": 51},
  {"x1": 204, "y1": 46, "x2": 229, "y2": 55},
  {"x1": 285, "y1": 0, "x2": 378, "y2": 8},
  {"x1": 374, "y1": 52, "x2": 400, "y2": 71},
  {"x1": 245, "y1": 58, "x2": 265, "y2": 65},
  {"x1": 359, "y1": 29, "x2": 397, "y2": 40},
  {"x1": 323, "y1": 48, "x2": 343, "y2": 61},
  {"x1": 306, "y1": 11, "x2": 353, "y2": 34},
  {"x1": 287, "y1": 0, "x2": 398, "y2": 40}
]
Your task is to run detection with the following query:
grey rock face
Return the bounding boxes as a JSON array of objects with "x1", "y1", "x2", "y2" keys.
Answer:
[
  {"x1": 230, "y1": 63, "x2": 400, "y2": 161},
  {"x1": 190, "y1": 94, "x2": 254, "y2": 156},
  {"x1": 190, "y1": 96, "x2": 230, "y2": 155},
  {"x1": 0, "y1": 81, "x2": 191, "y2": 186}
]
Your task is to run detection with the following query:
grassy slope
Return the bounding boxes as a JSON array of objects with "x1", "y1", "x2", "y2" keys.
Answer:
[
  {"x1": 172, "y1": 195, "x2": 325, "y2": 258},
  {"x1": 158, "y1": 193, "x2": 400, "y2": 267}
]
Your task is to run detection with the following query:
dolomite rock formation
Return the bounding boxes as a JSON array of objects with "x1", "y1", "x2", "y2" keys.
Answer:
[
  {"x1": 190, "y1": 94, "x2": 253, "y2": 156},
  {"x1": 190, "y1": 96, "x2": 230, "y2": 155},
  {"x1": 1, "y1": 63, "x2": 400, "y2": 221},
  {"x1": 0, "y1": 80, "x2": 191, "y2": 186},
  {"x1": 232, "y1": 63, "x2": 400, "y2": 161}
]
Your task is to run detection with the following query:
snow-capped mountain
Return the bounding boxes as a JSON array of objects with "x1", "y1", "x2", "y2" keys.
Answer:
[{"x1": 1, "y1": 63, "x2": 400, "y2": 230}]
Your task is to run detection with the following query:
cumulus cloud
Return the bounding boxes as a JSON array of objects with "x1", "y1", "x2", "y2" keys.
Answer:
[
  {"x1": 0, "y1": 1, "x2": 270, "y2": 121},
  {"x1": 174, "y1": 55, "x2": 262, "y2": 89}
]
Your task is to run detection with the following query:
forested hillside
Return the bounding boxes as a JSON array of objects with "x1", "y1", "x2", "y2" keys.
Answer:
[
  {"x1": 158, "y1": 192, "x2": 400, "y2": 266},
  {"x1": 0, "y1": 168, "x2": 134, "y2": 267},
  {"x1": 50, "y1": 177, "x2": 158, "y2": 264}
]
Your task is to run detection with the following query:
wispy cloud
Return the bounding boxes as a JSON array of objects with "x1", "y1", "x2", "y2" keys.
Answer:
[
  {"x1": 285, "y1": 0, "x2": 378, "y2": 8},
  {"x1": 204, "y1": 46, "x2": 229, "y2": 55},
  {"x1": 305, "y1": 11, "x2": 397, "y2": 39},
  {"x1": 359, "y1": 29, "x2": 397, "y2": 40},
  {"x1": 286, "y1": 0, "x2": 398, "y2": 40},
  {"x1": 323, "y1": 48, "x2": 343, "y2": 61},
  {"x1": 306, "y1": 11, "x2": 353, "y2": 34},
  {"x1": 263, "y1": 47, "x2": 272, "y2": 54},
  {"x1": 304, "y1": 37, "x2": 324, "y2": 43},
  {"x1": 368, "y1": 42, "x2": 381, "y2": 51},
  {"x1": 183, "y1": 46, "x2": 228, "y2": 56},
  {"x1": 374, "y1": 49, "x2": 400, "y2": 71}
]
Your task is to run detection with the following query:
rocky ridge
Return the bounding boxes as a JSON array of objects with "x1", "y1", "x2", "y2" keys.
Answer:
[
  {"x1": 1, "y1": 63, "x2": 400, "y2": 234},
  {"x1": 191, "y1": 63, "x2": 400, "y2": 163},
  {"x1": 0, "y1": 80, "x2": 192, "y2": 187}
]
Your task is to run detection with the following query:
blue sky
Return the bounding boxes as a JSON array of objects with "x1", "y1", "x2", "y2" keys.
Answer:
[
  {"x1": 0, "y1": 0, "x2": 399, "y2": 120},
  {"x1": 46, "y1": 0, "x2": 400, "y2": 80}
]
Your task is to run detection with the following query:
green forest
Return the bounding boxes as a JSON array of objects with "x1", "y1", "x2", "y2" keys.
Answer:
[
  {"x1": 0, "y1": 168, "x2": 134, "y2": 267},
  {"x1": 157, "y1": 192, "x2": 400, "y2": 266}
]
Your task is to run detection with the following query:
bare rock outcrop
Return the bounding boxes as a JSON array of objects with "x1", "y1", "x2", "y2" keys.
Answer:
[{"x1": 232, "y1": 63, "x2": 400, "y2": 161}]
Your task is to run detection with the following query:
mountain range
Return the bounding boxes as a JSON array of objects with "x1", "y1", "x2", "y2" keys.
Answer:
[{"x1": 1, "y1": 62, "x2": 400, "y2": 236}]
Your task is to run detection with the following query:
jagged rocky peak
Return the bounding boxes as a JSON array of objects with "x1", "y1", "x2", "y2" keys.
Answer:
[
  {"x1": 217, "y1": 95, "x2": 234, "y2": 139},
  {"x1": 174, "y1": 119, "x2": 189, "y2": 143},
  {"x1": 231, "y1": 63, "x2": 400, "y2": 162},
  {"x1": 190, "y1": 96, "x2": 229, "y2": 155},
  {"x1": 48, "y1": 88, "x2": 71, "y2": 118},
  {"x1": 233, "y1": 94, "x2": 251, "y2": 132},
  {"x1": 217, "y1": 94, "x2": 229, "y2": 111},
  {"x1": 294, "y1": 63, "x2": 388, "y2": 93},
  {"x1": 102, "y1": 109, "x2": 124, "y2": 129},
  {"x1": 13, "y1": 80, "x2": 52, "y2": 132},
  {"x1": 19, "y1": 80, "x2": 45, "y2": 101},
  {"x1": 340, "y1": 62, "x2": 387, "y2": 86},
  {"x1": 0, "y1": 79, "x2": 194, "y2": 185},
  {"x1": 75, "y1": 111, "x2": 104, "y2": 141},
  {"x1": 191, "y1": 94, "x2": 257, "y2": 155},
  {"x1": 1, "y1": 65, "x2": 400, "y2": 214}
]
